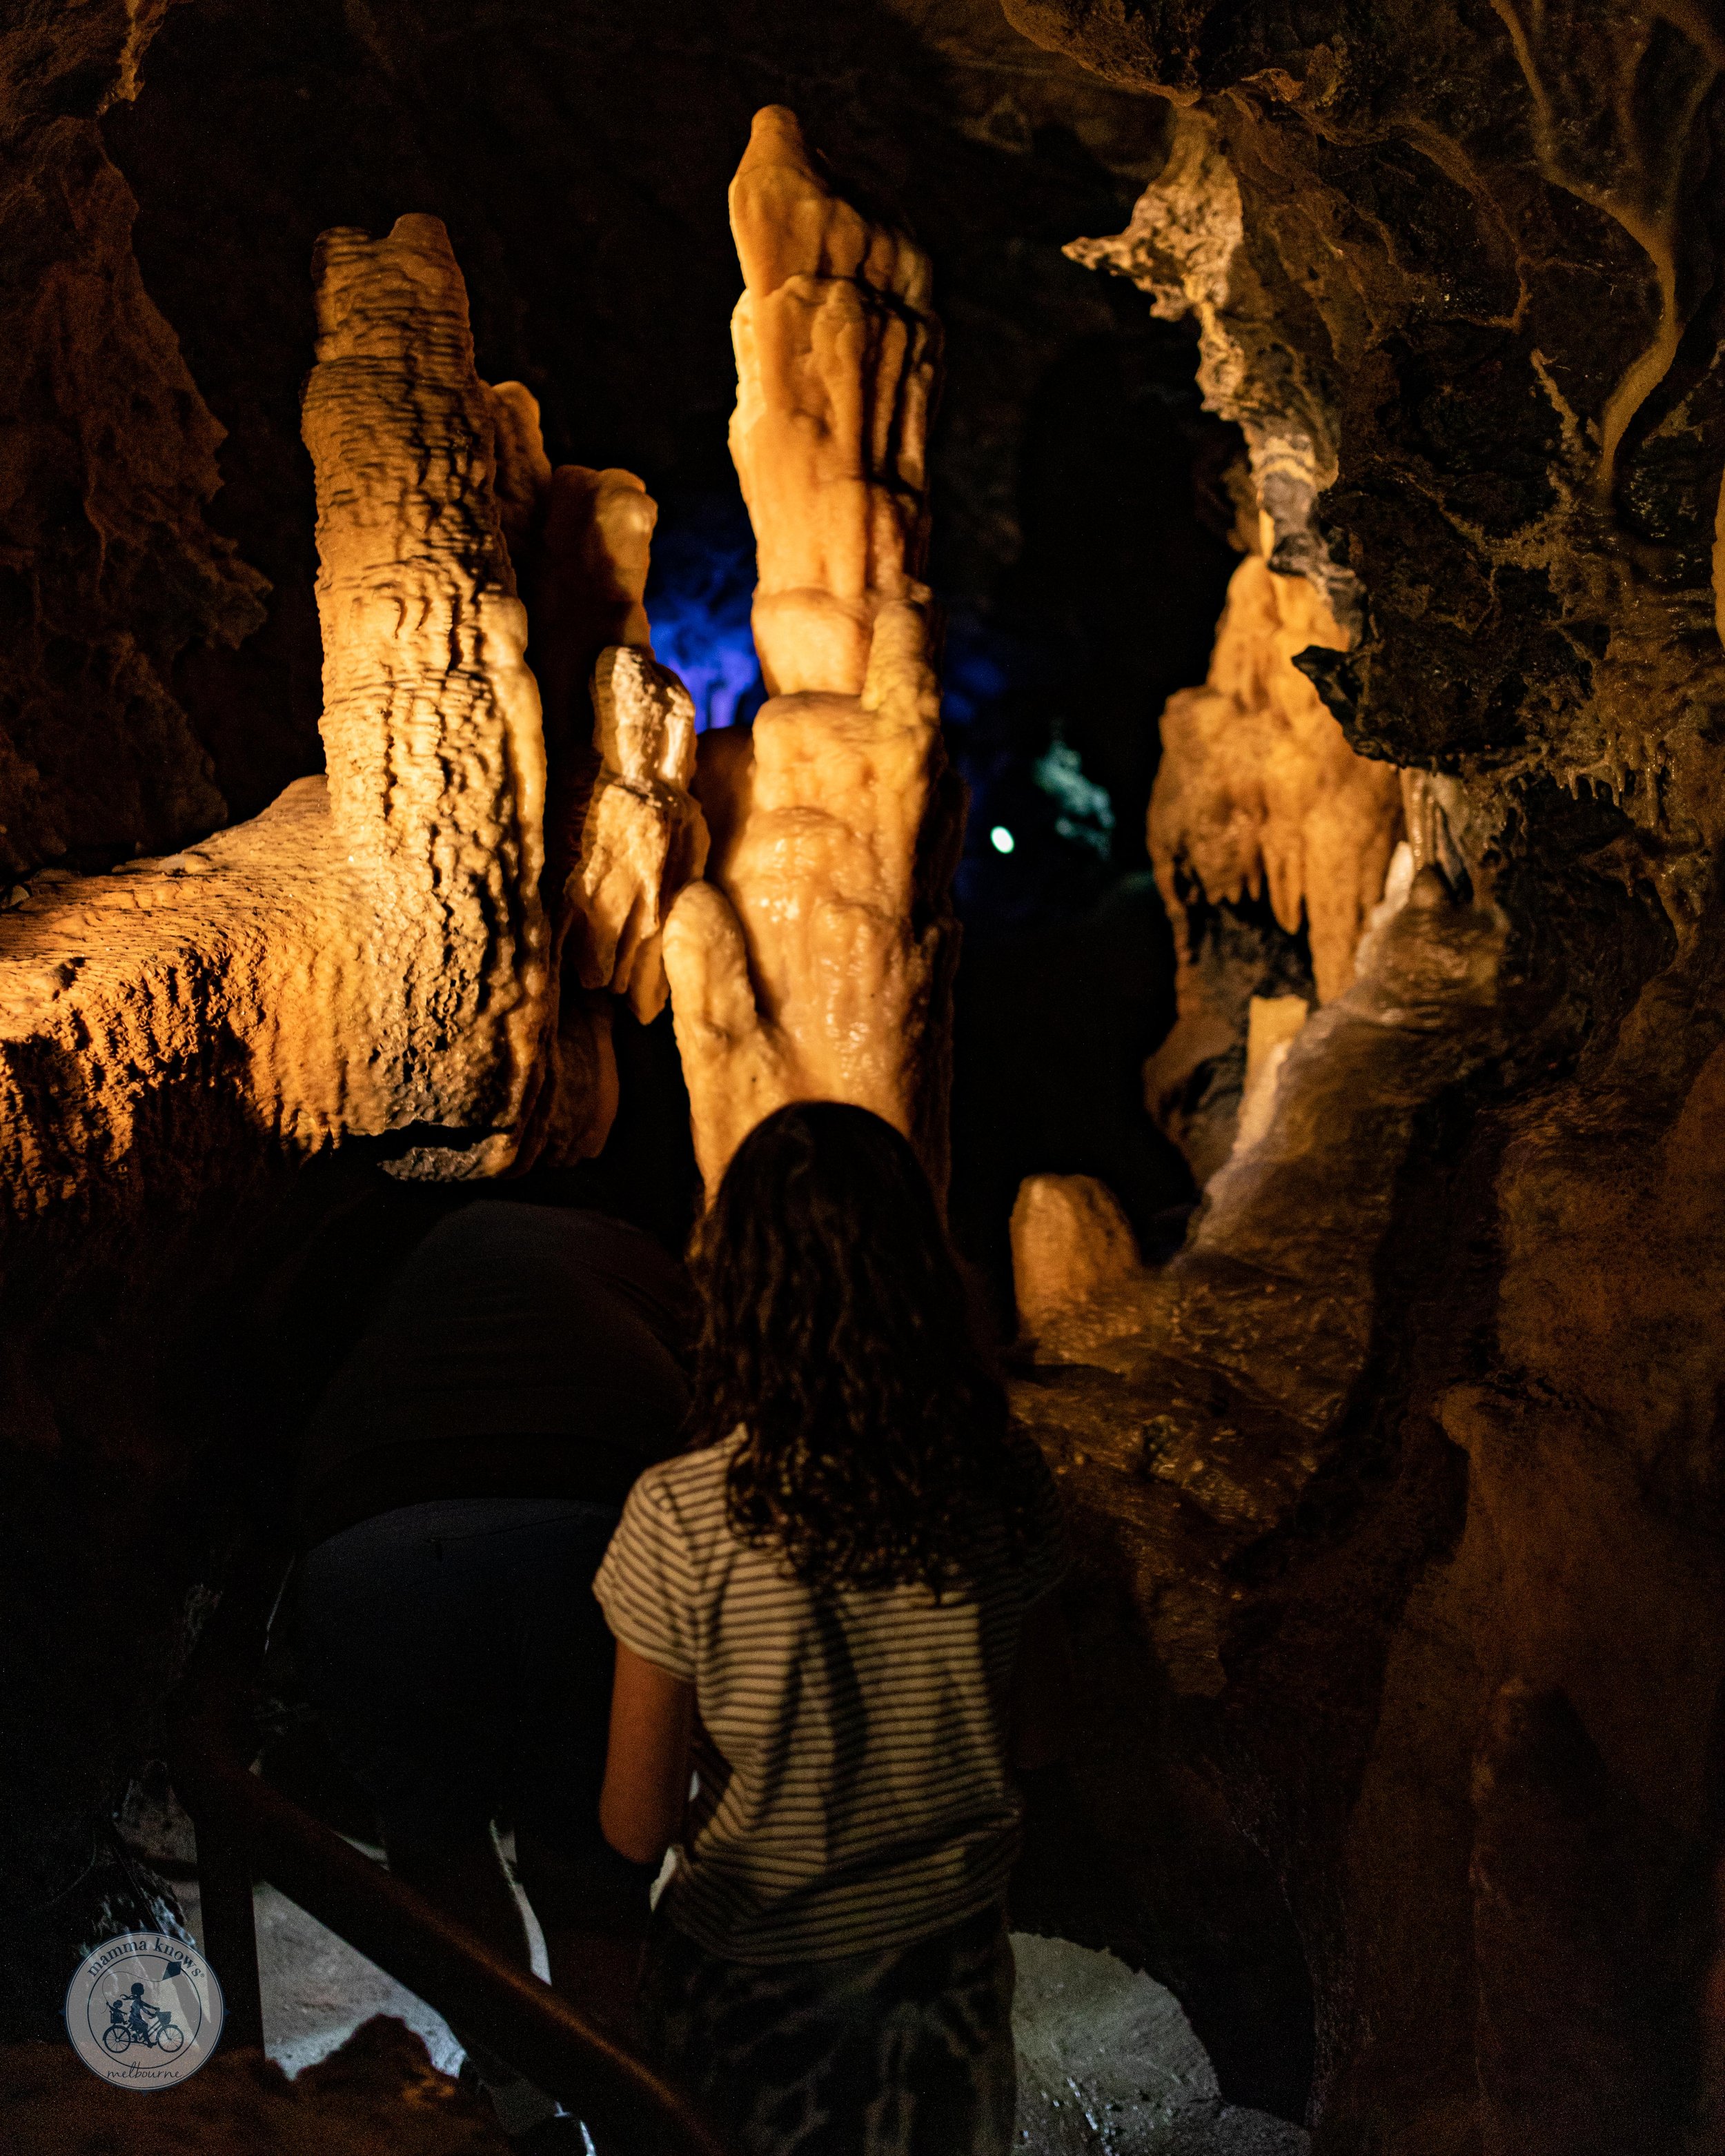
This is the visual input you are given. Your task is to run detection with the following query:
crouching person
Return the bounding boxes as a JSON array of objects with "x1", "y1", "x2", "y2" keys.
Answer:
[
  {"x1": 594, "y1": 1102, "x2": 1071, "y2": 2156},
  {"x1": 293, "y1": 1199, "x2": 691, "y2": 2150}
]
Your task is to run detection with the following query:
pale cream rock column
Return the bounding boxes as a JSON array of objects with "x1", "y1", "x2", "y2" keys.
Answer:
[
  {"x1": 301, "y1": 214, "x2": 549, "y2": 1171},
  {"x1": 572, "y1": 646, "x2": 709, "y2": 1027},
  {"x1": 727, "y1": 106, "x2": 939, "y2": 695},
  {"x1": 664, "y1": 108, "x2": 963, "y2": 1201}
]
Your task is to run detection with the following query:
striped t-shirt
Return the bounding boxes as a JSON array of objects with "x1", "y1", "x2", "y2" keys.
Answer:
[{"x1": 592, "y1": 1430, "x2": 1066, "y2": 1964}]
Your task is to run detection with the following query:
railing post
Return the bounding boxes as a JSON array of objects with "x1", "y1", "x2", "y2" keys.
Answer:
[
  {"x1": 167, "y1": 1537, "x2": 731, "y2": 2152},
  {"x1": 197, "y1": 1816, "x2": 264, "y2": 2052}
]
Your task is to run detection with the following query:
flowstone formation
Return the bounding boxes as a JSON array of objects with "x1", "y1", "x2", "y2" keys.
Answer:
[
  {"x1": 665, "y1": 108, "x2": 963, "y2": 1198},
  {"x1": 992, "y1": 3, "x2": 1725, "y2": 2148},
  {"x1": 1142, "y1": 544, "x2": 1403, "y2": 1178},
  {"x1": 0, "y1": 212, "x2": 700, "y2": 1227},
  {"x1": 1150, "y1": 553, "x2": 1401, "y2": 1011}
]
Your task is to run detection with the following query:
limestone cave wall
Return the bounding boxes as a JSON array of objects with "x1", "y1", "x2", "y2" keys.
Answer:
[{"x1": 998, "y1": 4, "x2": 1725, "y2": 2150}]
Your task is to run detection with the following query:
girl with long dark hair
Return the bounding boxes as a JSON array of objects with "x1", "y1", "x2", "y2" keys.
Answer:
[{"x1": 593, "y1": 1100, "x2": 1070, "y2": 2155}]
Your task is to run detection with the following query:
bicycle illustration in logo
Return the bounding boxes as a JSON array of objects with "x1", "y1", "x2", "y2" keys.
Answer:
[
  {"x1": 68, "y1": 1932, "x2": 221, "y2": 2087},
  {"x1": 101, "y1": 1978, "x2": 186, "y2": 2057}
]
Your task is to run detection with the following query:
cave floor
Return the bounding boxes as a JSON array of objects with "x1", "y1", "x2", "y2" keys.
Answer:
[{"x1": 168, "y1": 1863, "x2": 1310, "y2": 2153}]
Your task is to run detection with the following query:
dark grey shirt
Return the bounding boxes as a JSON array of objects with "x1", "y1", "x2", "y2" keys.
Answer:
[{"x1": 295, "y1": 1202, "x2": 692, "y2": 1544}]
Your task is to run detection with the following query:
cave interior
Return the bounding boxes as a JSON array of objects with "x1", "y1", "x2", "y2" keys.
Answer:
[{"x1": 5, "y1": 1, "x2": 1725, "y2": 2151}]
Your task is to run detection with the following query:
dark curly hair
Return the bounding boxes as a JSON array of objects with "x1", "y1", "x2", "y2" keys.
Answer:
[{"x1": 687, "y1": 1100, "x2": 1036, "y2": 1595}]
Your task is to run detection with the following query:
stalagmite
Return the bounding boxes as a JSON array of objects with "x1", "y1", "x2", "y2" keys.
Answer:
[
  {"x1": 664, "y1": 108, "x2": 963, "y2": 1199},
  {"x1": 532, "y1": 464, "x2": 658, "y2": 782},
  {"x1": 572, "y1": 646, "x2": 708, "y2": 1025},
  {"x1": 727, "y1": 104, "x2": 939, "y2": 698},
  {"x1": 0, "y1": 218, "x2": 711, "y2": 1214},
  {"x1": 484, "y1": 379, "x2": 554, "y2": 558},
  {"x1": 382, "y1": 360, "x2": 706, "y2": 1167},
  {"x1": 520, "y1": 457, "x2": 704, "y2": 1166},
  {"x1": 1010, "y1": 1174, "x2": 1145, "y2": 1341},
  {"x1": 301, "y1": 214, "x2": 549, "y2": 1169}
]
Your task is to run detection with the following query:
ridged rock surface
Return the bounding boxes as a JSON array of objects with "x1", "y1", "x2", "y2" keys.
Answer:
[
  {"x1": 0, "y1": 782, "x2": 360, "y2": 1228},
  {"x1": 574, "y1": 646, "x2": 708, "y2": 1027},
  {"x1": 302, "y1": 215, "x2": 550, "y2": 1166},
  {"x1": 0, "y1": 204, "x2": 702, "y2": 1223},
  {"x1": 666, "y1": 110, "x2": 963, "y2": 1199},
  {"x1": 531, "y1": 464, "x2": 709, "y2": 1166},
  {"x1": 727, "y1": 103, "x2": 941, "y2": 699}
]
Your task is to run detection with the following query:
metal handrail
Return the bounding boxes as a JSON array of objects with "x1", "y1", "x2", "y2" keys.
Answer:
[{"x1": 165, "y1": 1541, "x2": 729, "y2": 2156}]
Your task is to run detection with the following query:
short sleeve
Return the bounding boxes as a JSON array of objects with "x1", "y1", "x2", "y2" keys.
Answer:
[
  {"x1": 593, "y1": 1467, "x2": 699, "y2": 1682},
  {"x1": 1012, "y1": 1430, "x2": 1070, "y2": 1609}
]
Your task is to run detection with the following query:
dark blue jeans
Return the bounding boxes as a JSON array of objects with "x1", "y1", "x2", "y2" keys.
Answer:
[{"x1": 296, "y1": 1496, "x2": 634, "y2": 1890}]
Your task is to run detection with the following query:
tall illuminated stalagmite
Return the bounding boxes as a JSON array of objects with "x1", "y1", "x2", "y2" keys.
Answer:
[
  {"x1": 302, "y1": 225, "x2": 706, "y2": 1174},
  {"x1": 664, "y1": 108, "x2": 963, "y2": 1199},
  {"x1": 302, "y1": 215, "x2": 551, "y2": 1165}
]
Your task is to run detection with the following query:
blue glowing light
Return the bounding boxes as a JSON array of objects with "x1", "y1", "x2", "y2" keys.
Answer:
[
  {"x1": 642, "y1": 495, "x2": 765, "y2": 732},
  {"x1": 989, "y1": 825, "x2": 1016, "y2": 855}
]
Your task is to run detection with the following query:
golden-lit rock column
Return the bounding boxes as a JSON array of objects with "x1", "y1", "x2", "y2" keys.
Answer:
[
  {"x1": 664, "y1": 108, "x2": 963, "y2": 1200},
  {"x1": 301, "y1": 214, "x2": 550, "y2": 1168},
  {"x1": 509, "y1": 444, "x2": 709, "y2": 1169},
  {"x1": 1141, "y1": 546, "x2": 1404, "y2": 1177}
]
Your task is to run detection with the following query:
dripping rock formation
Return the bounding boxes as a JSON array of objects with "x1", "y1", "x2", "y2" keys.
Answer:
[
  {"x1": 1143, "y1": 544, "x2": 1403, "y2": 1178},
  {"x1": 301, "y1": 214, "x2": 551, "y2": 1173}
]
